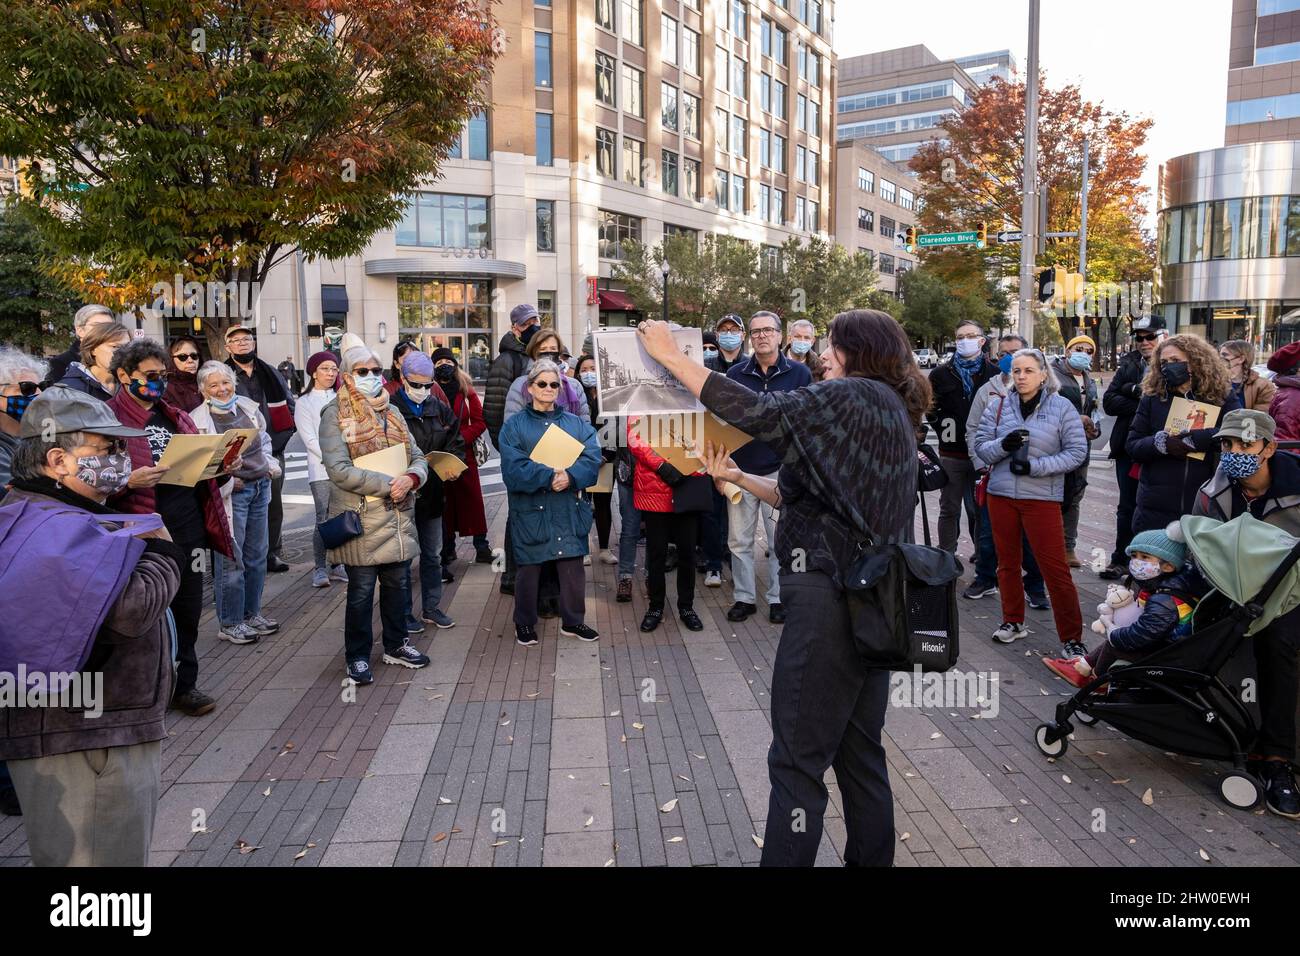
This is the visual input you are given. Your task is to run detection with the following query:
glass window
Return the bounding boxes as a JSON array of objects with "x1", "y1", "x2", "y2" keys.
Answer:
[
  {"x1": 1181, "y1": 202, "x2": 1210, "y2": 262},
  {"x1": 535, "y1": 32, "x2": 552, "y2": 87},
  {"x1": 858, "y1": 167, "x2": 873, "y2": 192},
  {"x1": 715, "y1": 107, "x2": 729, "y2": 155},
  {"x1": 662, "y1": 15, "x2": 678, "y2": 65},
  {"x1": 664, "y1": 223, "x2": 699, "y2": 241},
  {"x1": 536, "y1": 113, "x2": 553, "y2": 166},
  {"x1": 662, "y1": 83, "x2": 679, "y2": 130},
  {"x1": 468, "y1": 111, "x2": 489, "y2": 160},
  {"x1": 809, "y1": 51, "x2": 820, "y2": 86},
  {"x1": 806, "y1": 149, "x2": 818, "y2": 185},
  {"x1": 596, "y1": 127, "x2": 617, "y2": 178},
  {"x1": 772, "y1": 133, "x2": 786, "y2": 173},
  {"x1": 760, "y1": 73, "x2": 771, "y2": 113},
  {"x1": 797, "y1": 41, "x2": 806, "y2": 80},
  {"x1": 1211, "y1": 199, "x2": 1243, "y2": 260},
  {"x1": 807, "y1": 200, "x2": 818, "y2": 232},
  {"x1": 1259, "y1": 196, "x2": 1284, "y2": 257},
  {"x1": 397, "y1": 193, "x2": 491, "y2": 249},
  {"x1": 683, "y1": 27, "x2": 700, "y2": 74},
  {"x1": 795, "y1": 144, "x2": 806, "y2": 182},
  {"x1": 774, "y1": 80, "x2": 787, "y2": 119},
  {"x1": 715, "y1": 170, "x2": 729, "y2": 210},
  {"x1": 537, "y1": 291, "x2": 556, "y2": 328},
  {"x1": 761, "y1": 17, "x2": 772, "y2": 57},
  {"x1": 796, "y1": 93, "x2": 806, "y2": 131},
  {"x1": 596, "y1": 0, "x2": 615, "y2": 31},
  {"x1": 857, "y1": 207, "x2": 873, "y2": 231},
  {"x1": 684, "y1": 157, "x2": 701, "y2": 200},
  {"x1": 774, "y1": 25, "x2": 787, "y2": 66},
  {"x1": 622, "y1": 64, "x2": 645, "y2": 118},
  {"x1": 716, "y1": 46, "x2": 729, "y2": 91},
  {"x1": 1257, "y1": 40, "x2": 1300, "y2": 66},
  {"x1": 759, "y1": 127, "x2": 770, "y2": 168},
  {"x1": 732, "y1": 57, "x2": 747, "y2": 98},
  {"x1": 794, "y1": 196, "x2": 805, "y2": 230},
  {"x1": 879, "y1": 253, "x2": 895, "y2": 275},
  {"x1": 732, "y1": 0, "x2": 747, "y2": 36},
  {"x1": 772, "y1": 188, "x2": 785, "y2": 224},
  {"x1": 596, "y1": 53, "x2": 617, "y2": 107},
  {"x1": 442, "y1": 194, "x2": 468, "y2": 248},
  {"x1": 536, "y1": 199, "x2": 555, "y2": 251},
  {"x1": 880, "y1": 179, "x2": 896, "y2": 203},
  {"x1": 731, "y1": 115, "x2": 747, "y2": 158},
  {"x1": 1260, "y1": 0, "x2": 1300, "y2": 14},
  {"x1": 662, "y1": 150, "x2": 678, "y2": 196},
  {"x1": 1287, "y1": 198, "x2": 1300, "y2": 256},
  {"x1": 759, "y1": 183, "x2": 770, "y2": 221},
  {"x1": 622, "y1": 136, "x2": 644, "y2": 185},
  {"x1": 598, "y1": 209, "x2": 642, "y2": 259},
  {"x1": 682, "y1": 92, "x2": 700, "y2": 138},
  {"x1": 880, "y1": 216, "x2": 896, "y2": 239},
  {"x1": 899, "y1": 188, "x2": 915, "y2": 211},
  {"x1": 397, "y1": 197, "x2": 419, "y2": 245},
  {"x1": 1160, "y1": 207, "x2": 1182, "y2": 265},
  {"x1": 808, "y1": 101, "x2": 820, "y2": 138},
  {"x1": 620, "y1": 0, "x2": 643, "y2": 45},
  {"x1": 731, "y1": 175, "x2": 746, "y2": 213}
]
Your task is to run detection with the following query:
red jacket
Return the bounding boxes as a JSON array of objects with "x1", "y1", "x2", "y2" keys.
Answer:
[
  {"x1": 627, "y1": 417, "x2": 703, "y2": 513},
  {"x1": 1271, "y1": 375, "x2": 1300, "y2": 446},
  {"x1": 443, "y1": 387, "x2": 488, "y2": 536},
  {"x1": 106, "y1": 390, "x2": 236, "y2": 559}
]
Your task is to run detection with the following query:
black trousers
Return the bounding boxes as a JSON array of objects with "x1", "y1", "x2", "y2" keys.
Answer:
[
  {"x1": 1254, "y1": 605, "x2": 1300, "y2": 761},
  {"x1": 592, "y1": 491, "x2": 613, "y2": 551},
  {"x1": 1110, "y1": 456, "x2": 1140, "y2": 566},
  {"x1": 645, "y1": 511, "x2": 698, "y2": 610},
  {"x1": 514, "y1": 558, "x2": 585, "y2": 629},
  {"x1": 268, "y1": 451, "x2": 286, "y2": 556},
  {"x1": 762, "y1": 571, "x2": 894, "y2": 867},
  {"x1": 171, "y1": 540, "x2": 206, "y2": 695}
]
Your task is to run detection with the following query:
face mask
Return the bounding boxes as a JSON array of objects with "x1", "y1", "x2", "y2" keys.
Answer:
[
  {"x1": 128, "y1": 377, "x2": 165, "y2": 402},
  {"x1": 354, "y1": 372, "x2": 384, "y2": 398},
  {"x1": 998, "y1": 354, "x2": 1014, "y2": 375},
  {"x1": 2, "y1": 393, "x2": 33, "y2": 420},
  {"x1": 434, "y1": 365, "x2": 456, "y2": 383},
  {"x1": 1068, "y1": 352, "x2": 1092, "y2": 371},
  {"x1": 520, "y1": 324, "x2": 540, "y2": 345},
  {"x1": 231, "y1": 343, "x2": 257, "y2": 361},
  {"x1": 955, "y1": 338, "x2": 982, "y2": 359},
  {"x1": 209, "y1": 394, "x2": 239, "y2": 412},
  {"x1": 718, "y1": 332, "x2": 743, "y2": 351},
  {"x1": 405, "y1": 384, "x2": 431, "y2": 403},
  {"x1": 1129, "y1": 558, "x2": 1163, "y2": 581},
  {"x1": 790, "y1": 340, "x2": 812, "y2": 355},
  {"x1": 68, "y1": 451, "x2": 133, "y2": 497},
  {"x1": 1221, "y1": 450, "x2": 1262, "y2": 480},
  {"x1": 704, "y1": 348, "x2": 719, "y2": 360},
  {"x1": 537, "y1": 353, "x2": 561, "y2": 365},
  {"x1": 579, "y1": 371, "x2": 598, "y2": 388},
  {"x1": 1160, "y1": 360, "x2": 1190, "y2": 389}
]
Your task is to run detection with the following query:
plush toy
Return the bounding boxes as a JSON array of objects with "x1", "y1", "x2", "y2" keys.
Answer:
[{"x1": 1091, "y1": 584, "x2": 1141, "y2": 636}]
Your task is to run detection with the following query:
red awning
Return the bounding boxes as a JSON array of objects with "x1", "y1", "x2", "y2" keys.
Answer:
[{"x1": 598, "y1": 289, "x2": 637, "y2": 311}]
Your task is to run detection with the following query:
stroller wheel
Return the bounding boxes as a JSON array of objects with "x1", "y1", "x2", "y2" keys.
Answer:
[
  {"x1": 1219, "y1": 773, "x2": 1262, "y2": 811},
  {"x1": 1034, "y1": 723, "x2": 1068, "y2": 758},
  {"x1": 1074, "y1": 710, "x2": 1099, "y2": 727}
]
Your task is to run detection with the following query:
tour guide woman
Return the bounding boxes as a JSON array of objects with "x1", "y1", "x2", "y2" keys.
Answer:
[
  {"x1": 498, "y1": 359, "x2": 603, "y2": 648},
  {"x1": 637, "y1": 310, "x2": 926, "y2": 868}
]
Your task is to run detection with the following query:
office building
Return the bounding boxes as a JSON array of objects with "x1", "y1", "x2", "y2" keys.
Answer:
[{"x1": 833, "y1": 141, "x2": 917, "y2": 294}]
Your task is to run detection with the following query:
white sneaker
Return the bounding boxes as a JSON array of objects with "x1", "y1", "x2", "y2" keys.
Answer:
[
  {"x1": 311, "y1": 568, "x2": 330, "y2": 588},
  {"x1": 992, "y1": 621, "x2": 1030, "y2": 644},
  {"x1": 219, "y1": 622, "x2": 259, "y2": 645},
  {"x1": 245, "y1": 614, "x2": 279, "y2": 635},
  {"x1": 705, "y1": 571, "x2": 722, "y2": 588},
  {"x1": 599, "y1": 549, "x2": 618, "y2": 565}
]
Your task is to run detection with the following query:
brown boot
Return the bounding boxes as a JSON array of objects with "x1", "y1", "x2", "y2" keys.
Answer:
[
  {"x1": 1067, "y1": 550, "x2": 1082, "y2": 568},
  {"x1": 616, "y1": 577, "x2": 633, "y2": 603}
]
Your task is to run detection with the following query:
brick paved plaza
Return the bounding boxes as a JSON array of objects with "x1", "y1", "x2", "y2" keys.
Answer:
[{"x1": 4, "y1": 465, "x2": 1299, "y2": 868}]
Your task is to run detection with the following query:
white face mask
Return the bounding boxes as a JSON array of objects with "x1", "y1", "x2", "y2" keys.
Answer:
[
  {"x1": 405, "y1": 383, "x2": 431, "y2": 403},
  {"x1": 1129, "y1": 558, "x2": 1163, "y2": 581},
  {"x1": 955, "y1": 338, "x2": 983, "y2": 358},
  {"x1": 353, "y1": 372, "x2": 384, "y2": 398}
]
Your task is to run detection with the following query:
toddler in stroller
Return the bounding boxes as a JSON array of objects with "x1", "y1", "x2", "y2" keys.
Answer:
[{"x1": 1043, "y1": 523, "x2": 1207, "y2": 687}]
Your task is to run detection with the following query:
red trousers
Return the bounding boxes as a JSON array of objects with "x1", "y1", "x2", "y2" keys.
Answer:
[{"x1": 987, "y1": 494, "x2": 1083, "y2": 644}]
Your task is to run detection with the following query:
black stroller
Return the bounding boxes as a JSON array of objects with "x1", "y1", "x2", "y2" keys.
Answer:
[{"x1": 1034, "y1": 511, "x2": 1300, "y2": 811}]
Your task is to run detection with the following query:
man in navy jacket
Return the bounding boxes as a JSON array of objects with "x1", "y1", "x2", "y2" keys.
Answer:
[{"x1": 723, "y1": 311, "x2": 811, "y2": 623}]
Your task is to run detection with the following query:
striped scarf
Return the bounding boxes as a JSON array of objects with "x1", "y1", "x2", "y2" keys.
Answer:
[{"x1": 335, "y1": 373, "x2": 409, "y2": 461}]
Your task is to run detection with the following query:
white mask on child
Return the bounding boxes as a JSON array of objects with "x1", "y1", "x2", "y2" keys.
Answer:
[{"x1": 1129, "y1": 558, "x2": 1162, "y2": 581}]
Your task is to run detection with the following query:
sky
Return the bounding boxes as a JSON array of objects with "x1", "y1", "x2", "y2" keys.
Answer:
[{"x1": 832, "y1": 0, "x2": 1232, "y2": 229}]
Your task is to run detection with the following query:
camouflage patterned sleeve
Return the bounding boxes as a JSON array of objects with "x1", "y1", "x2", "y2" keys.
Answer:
[{"x1": 700, "y1": 371, "x2": 808, "y2": 459}]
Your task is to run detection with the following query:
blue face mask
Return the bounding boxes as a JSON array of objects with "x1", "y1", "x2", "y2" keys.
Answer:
[
  {"x1": 790, "y1": 340, "x2": 812, "y2": 355},
  {"x1": 1221, "y1": 450, "x2": 1262, "y2": 480},
  {"x1": 1068, "y1": 351, "x2": 1093, "y2": 371},
  {"x1": 579, "y1": 371, "x2": 598, "y2": 388},
  {"x1": 998, "y1": 354, "x2": 1014, "y2": 375},
  {"x1": 718, "y1": 332, "x2": 743, "y2": 351},
  {"x1": 209, "y1": 394, "x2": 238, "y2": 412}
]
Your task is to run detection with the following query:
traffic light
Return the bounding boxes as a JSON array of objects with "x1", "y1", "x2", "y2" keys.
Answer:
[
  {"x1": 1061, "y1": 272, "x2": 1086, "y2": 311},
  {"x1": 1036, "y1": 266, "x2": 1065, "y2": 305},
  {"x1": 975, "y1": 221, "x2": 987, "y2": 249},
  {"x1": 904, "y1": 226, "x2": 917, "y2": 253}
]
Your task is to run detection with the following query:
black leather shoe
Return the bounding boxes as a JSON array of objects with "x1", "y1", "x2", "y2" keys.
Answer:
[
  {"x1": 1098, "y1": 563, "x2": 1125, "y2": 580},
  {"x1": 475, "y1": 548, "x2": 496, "y2": 564},
  {"x1": 640, "y1": 607, "x2": 664, "y2": 632},
  {"x1": 441, "y1": 567, "x2": 454, "y2": 584},
  {"x1": 266, "y1": 554, "x2": 290, "y2": 573},
  {"x1": 679, "y1": 608, "x2": 704, "y2": 631},
  {"x1": 769, "y1": 603, "x2": 786, "y2": 624},
  {"x1": 499, "y1": 577, "x2": 515, "y2": 596},
  {"x1": 726, "y1": 601, "x2": 756, "y2": 622}
]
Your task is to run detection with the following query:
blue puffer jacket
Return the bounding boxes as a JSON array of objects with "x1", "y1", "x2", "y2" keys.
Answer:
[
  {"x1": 499, "y1": 404, "x2": 603, "y2": 566},
  {"x1": 973, "y1": 388, "x2": 1088, "y2": 502}
]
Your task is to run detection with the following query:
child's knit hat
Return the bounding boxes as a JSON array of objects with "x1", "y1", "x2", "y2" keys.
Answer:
[{"x1": 1126, "y1": 521, "x2": 1187, "y2": 569}]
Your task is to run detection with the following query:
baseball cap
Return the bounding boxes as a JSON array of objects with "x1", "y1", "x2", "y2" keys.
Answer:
[
  {"x1": 715, "y1": 313, "x2": 745, "y2": 332},
  {"x1": 510, "y1": 304, "x2": 540, "y2": 327},
  {"x1": 19, "y1": 386, "x2": 148, "y2": 440},
  {"x1": 1130, "y1": 313, "x2": 1166, "y2": 333},
  {"x1": 1217, "y1": 408, "x2": 1276, "y2": 444},
  {"x1": 224, "y1": 324, "x2": 256, "y2": 340}
]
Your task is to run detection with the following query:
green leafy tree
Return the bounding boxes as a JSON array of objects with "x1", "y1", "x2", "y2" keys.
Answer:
[
  {"x1": 768, "y1": 235, "x2": 877, "y2": 334},
  {"x1": 865, "y1": 288, "x2": 904, "y2": 322},
  {"x1": 899, "y1": 267, "x2": 959, "y2": 350},
  {"x1": 0, "y1": 203, "x2": 79, "y2": 351},
  {"x1": 612, "y1": 234, "x2": 762, "y2": 327},
  {"x1": 0, "y1": 0, "x2": 499, "y2": 355}
]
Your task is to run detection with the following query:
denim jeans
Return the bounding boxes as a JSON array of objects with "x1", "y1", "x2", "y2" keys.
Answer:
[
  {"x1": 309, "y1": 479, "x2": 331, "y2": 571},
  {"x1": 616, "y1": 482, "x2": 640, "y2": 578},
  {"x1": 974, "y1": 498, "x2": 1044, "y2": 597},
  {"x1": 213, "y1": 477, "x2": 270, "y2": 627},
  {"x1": 405, "y1": 513, "x2": 444, "y2": 623},
  {"x1": 344, "y1": 561, "x2": 410, "y2": 662},
  {"x1": 727, "y1": 488, "x2": 780, "y2": 606}
]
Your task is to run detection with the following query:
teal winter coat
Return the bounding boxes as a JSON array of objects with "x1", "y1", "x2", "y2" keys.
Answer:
[{"x1": 499, "y1": 404, "x2": 602, "y2": 566}]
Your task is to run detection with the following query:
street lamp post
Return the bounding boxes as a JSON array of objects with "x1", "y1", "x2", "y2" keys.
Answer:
[{"x1": 660, "y1": 259, "x2": 671, "y2": 325}]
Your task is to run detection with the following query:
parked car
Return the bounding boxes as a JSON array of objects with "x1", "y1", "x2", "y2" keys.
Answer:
[{"x1": 914, "y1": 348, "x2": 938, "y2": 368}]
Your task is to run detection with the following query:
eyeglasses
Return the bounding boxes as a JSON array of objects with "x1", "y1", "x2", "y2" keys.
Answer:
[
  {"x1": 749, "y1": 328, "x2": 780, "y2": 338},
  {"x1": 1134, "y1": 333, "x2": 1158, "y2": 342},
  {"x1": 134, "y1": 370, "x2": 169, "y2": 384},
  {"x1": 1, "y1": 381, "x2": 39, "y2": 396},
  {"x1": 533, "y1": 380, "x2": 562, "y2": 390},
  {"x1": 354, "y1": 367, "x2": 383, "y2": 376},
  {"x1": 84, "y1": 439, "x2": 128, "y2": 456},
  {"x1": 1072, "y1": 348, "x2": 1095, "y2": 356},
  {"x1": 173, "y1": 352, "x2": 200, "y2": 362}
]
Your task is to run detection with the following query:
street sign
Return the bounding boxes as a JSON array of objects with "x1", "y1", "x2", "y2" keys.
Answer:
[
  {"x1": 916, "y1": 230, "x2": 982, "y2": 249},
  {"x1": 996, "y1": 230, "x2": 1023, "y2": 243}
]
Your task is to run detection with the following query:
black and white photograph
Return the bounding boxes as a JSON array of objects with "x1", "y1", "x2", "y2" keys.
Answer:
[{"x1": 592, "y1": 327, "x2": 704, "y2": 417}]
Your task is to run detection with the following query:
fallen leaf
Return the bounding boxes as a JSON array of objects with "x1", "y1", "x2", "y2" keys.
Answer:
[
  {"x1": 294, "y1": 847, "x2": 310, "y2": 861},
  {"x1": 1002, "y1": 764, "x2": 1014, "y2": 773},
  {"x1": 929, "y1": 732, "x2": 942, "y2": 740},
  {"x1": 584, "y1": 816, "x2": 595, "y2": 827},
  {"x1": 1112, "y1": 778, "x2": 1131, "y2": 785},
  {"x1": 604, "y1": 858, "x2": 615, "y2": 867},
  {"x1": 1128, "y1": 838, "x2": 1138, "y2": 845},
  {"x1": 1198, "y1": 848, "x2": 1211, "y2": 862},
  {"x1": 610, "y1": 710, "x2": 620, "y2": 716},
  {"x1": 526, "y1": 692, "x2": 540, "y2": 699},
  {"x1": 632, "y1": 722, "x2": 645, "y2": 730},
  {"x1": 677, "y1": 774, "x2": 692, "y2": 783},
  {"x1": 1141, "y1": 788, "x2": 1154, "y2": 806},
  {"x1": 234, "y1": 840, "x2": 261, "y2": 855},
  {"x1": 451, "y1": 828, "x2": 462, "y2": 835},
  {"x1": 660, "y1": 798, "x2": 679, "y2": 813},
  {"x1": 691, "y1": 752, "x2": 706, "y2": 760},
  {"x1": 1062, "y1": 775, "x2": 1072, "y2": 784},
  {"x1": 1010, "y1": 817, "x2": 1019, "y2": 823},
  {"x1": 751, "y1": 834, "x2": 764, "y2": 848},
  {"x1": 324, "y1": 754, "x2": 338, "y2": 761},
  {"x1": 667, "y1": 836, "x2": 684, "y2": 843},
  {"x1": 1039, "y1": 689, "x2": 1049, "y2": 696},
  {"x1": 262, "y1": 786, "x2": 272, "y2": 796},
  {"x1": 900, "y1": 831, "x2": 911, "y2": 841},
  {"x1": 490, "y1": 840, "x2": 509, "y2": 847},
  {"x1": 619, "y1": 734, "x2": 627, "y2": 743},
  {"x1": 433, "y1": 832, "x2": 448, "y2": 843}
]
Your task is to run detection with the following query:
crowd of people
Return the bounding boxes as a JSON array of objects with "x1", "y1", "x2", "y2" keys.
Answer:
[{"x1": 2, "y1": 297, "x2": 1299, "y2": 868}]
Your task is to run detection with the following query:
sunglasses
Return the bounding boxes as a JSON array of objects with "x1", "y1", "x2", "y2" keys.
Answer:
[
  {"x1": 134, "y1": 371, "x2": 169, "y2": 384},
  {"x1": 173, "y1": 351, "x2": 200, "y2": 362},
  {"x1": 1, "y1": 381, "x2": 39, "y2": 396},
  {"x1": 1134, "y1": 333, "x2": 1158, "y2": 342},
  {"x1": 533, "y1": 380, "x2": 562, "y2": 390},
  {"x1": 354, "y1": 367, "x2": 383, "y2": 376}
]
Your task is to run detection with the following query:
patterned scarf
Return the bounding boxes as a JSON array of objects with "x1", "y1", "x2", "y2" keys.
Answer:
[
  {"x1": 954, "y1": 354, "x2": 984, "y2": 398},
  {"x1": 335, "y1": 372, "x2": 409, "y2": 461}
]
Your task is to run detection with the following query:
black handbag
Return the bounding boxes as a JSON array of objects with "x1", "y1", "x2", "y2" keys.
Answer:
[
  {"x1": 317, "y1": 503, "x2": 365, "y2": 550},
  {"x1": 672, "y1": 474, "x2": 714, "y2": 513}
]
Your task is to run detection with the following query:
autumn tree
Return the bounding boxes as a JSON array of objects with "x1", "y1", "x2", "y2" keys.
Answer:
[
  {"x1": 0, "y1": 203, "x2": 80, "y2": 351},
  {"x1": 0, "y1": 0, "x2": 499, "y2": 355}
]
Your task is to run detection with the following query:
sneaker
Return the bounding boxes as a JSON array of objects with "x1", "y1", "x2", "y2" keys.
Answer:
[
  {"x1": 245, "y1": 614, "x2": 279, "y2": 636},
  {"x1": 383, "y1": 641, "x2": 430, "y2": 669},
  {"x1": 616, "y1": 577, "x2": 633, "y2": 603},
  {"x1": 406, "y1": 618, "x2": 426, "y2": 634},
  {"x1": 171, "y1": 688, "x2": 217, "y2": 716},
  {"x1": 599, "y1": 549, "x2": 618, "y2": 565},
  {"x1": 312, "y1": 568, "x2": 330, "y2": 588},
  {"x1": 679, "y1": 608, "x2": 704, "y2": 631},
  {"x1": 1061, "y1": 640, "x2": 1089, "y2": 660},
  {"x1": 992, "y1": 621, "x2": 1029, "y2": 644},
  {"x1": 560, "y1": 623, "x2": 600, "y2": 642},
  {"x1": 1259, "y1": 761, "x2": 1300, "y2": 819},
  {"x1": 704, "y1": 571, "x2": 722, "y2": 588},
  {"x1": 422, "y1": 609, "x2": 455, "y2": 628},
  {"x1": 475, "y1": 547, "x2": 496, "y2": 564},
  {"x1": 1042, "y1": 657, "x2": 1092, "y2": 689},
  {"x1": 962, "y1": 581, "x2": 998, "y2": 600},
  {"x1": 769, "y1": 603, "x2": 786, "y2": 624},
  {"x1": 583, "y1": 554, "x2": 592, "y2": 566},
  {"x1": 726, "y1": 601, "x2": 756, "y2": 622},
  {"x1": 1066, "y1": 551, "x2": 1082, "y2": 569},
  {"x1": 640, "y1": 607, "x2": 663, "y2": 632},
  {"x1": 515, "y1": 625, "x2": 539, "y2": 646},
  {"x1": 441, "y1": 566, "x2": 454, "y2": 584},
  {"x1": 219, "y1": 622, "x2": 259, "y2": 645},
  {"x1": 1027, "y1": 593, "x2": 1050, "y2": 610},
  {"x1": 346, "y1": 659, "x2": 374, "y2": 685},
  {"x1": 329, "y1": 564, "x2": 349, "y2": 583},
  {"x1": 1098, "y1": 563, "x2": 1125, "y2": 581}
]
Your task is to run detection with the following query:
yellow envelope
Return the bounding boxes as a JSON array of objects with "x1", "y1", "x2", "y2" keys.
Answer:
[
  {"x1": 354, "y1": 443, "x2": 410, "y2": 478},
  {"x1": 586, "y1": 463, "x2": 614, "y2": 493},
  {"x1": 426, "y1": 451, "x2": 468, "y2": 481},
  {"x1": 530, "y1": 423, "x2": 586, "y2": 470}
]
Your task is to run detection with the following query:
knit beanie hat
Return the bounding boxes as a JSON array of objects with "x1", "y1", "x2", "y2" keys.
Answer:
[
  {"x1": 1126, "y1": 521, "x2": 1187, "y2": 569},
  {"x1": 1066, "y1": 334, "x2": 1096, "y2": 352},
  {"x1": 430, "y1": 347, "x2": 457, "y2": 366},
  {"x1": 306, "y1": 351, "x2": 336, "y2": 377}
]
